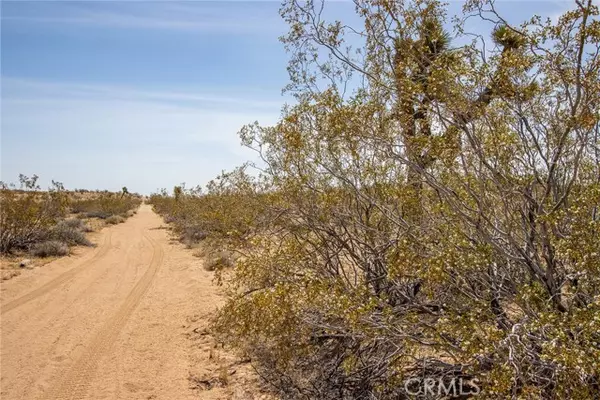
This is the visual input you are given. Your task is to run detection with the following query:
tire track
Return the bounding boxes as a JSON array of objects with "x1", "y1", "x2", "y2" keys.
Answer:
[
  {"x1": 1, "y1": 231, "x2": 113, "y2": 315},
  {"x1": 2, "y1": 240, "x2": 139, "y2": 345},
  {"x1": 42, "y1": 233, "x2": 164, "y2": 400}
]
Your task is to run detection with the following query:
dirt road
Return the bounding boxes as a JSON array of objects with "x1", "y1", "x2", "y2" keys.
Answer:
[{"x1": 1, "y1": 205, "x2": 248, "y2": 400}]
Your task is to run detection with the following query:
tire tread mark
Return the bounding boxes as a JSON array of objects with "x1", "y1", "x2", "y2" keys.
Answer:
[
  {"x1": 42, "y1": 233, "x2": 164, "y2": 400},
  {"x1": 1, "y1": 232, "x2": 113, "y2": 315}
]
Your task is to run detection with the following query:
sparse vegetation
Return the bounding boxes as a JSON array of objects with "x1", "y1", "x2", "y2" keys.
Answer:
[
  {"x1": 105, "y1": 215, "x2": 126, "y2": 225},
  {"x1": 30, "y1": 240, "x2": 70, "y2": 258},
  {"x1": 0, "y1": 175, "x2": 68, "y2": 254},
  {"x1": 150, "y1": 175, "x2": 267, "y2": 256},
  {"x1": 50, "y1": 219, "x2": 93, "y2": 246},
  {"x1": 70, "y1": 194, "x2": 142, "y2": 220},
  {"x1": 204, "y1": 250, "x2": 234, "y2": 272},
  {"x1": 1, "y1": 174, "x2": 141, "y2": 259},
  {"x1": 151, "y1": 0, "x2": 600, "y2": 398},
  {"x1": 60, "y1": 218, "x2": 91, "y2": 231}
]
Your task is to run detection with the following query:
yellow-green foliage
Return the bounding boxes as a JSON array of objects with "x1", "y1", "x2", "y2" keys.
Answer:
[
  {"x1": 70, "y1": 193, "x2": 141, "y2": 219},
  {"x1": 0, "y1": 177, "x2": 68, "y2": 253},
  {"x1": 105, "y1": 215, "x2": 126, "y2": 225},
  {"x1": 0, "y1": 175, "x2": 140, "y2": 254},
  {"x1": 149, "y1": 166, "x2": 271, "y2": 247},
  {"x1": 156, "y1": 1, "x2": 600, "y2": 398}
]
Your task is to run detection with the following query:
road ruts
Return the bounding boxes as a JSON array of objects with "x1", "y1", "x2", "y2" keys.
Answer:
[
  {"x1": 1, "y1": 231, "x2": 113, "y2": 315},
  {"x1": 40, "y1": 233, "x2": 164, "y2": 400}
]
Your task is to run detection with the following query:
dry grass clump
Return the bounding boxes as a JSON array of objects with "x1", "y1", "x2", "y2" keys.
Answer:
[
  {"x1": 2, "y1": 269, "x2": 22, "y2": 281},
  {"x1": 204, "y1": 251, "x2": 234, "y2": 271},
  {"x1": 61, "y1": 218, "x2": 92, "y2": 231},
  {"x1": 192, "y1": 248, "x2": 205, "y2": 258},
  {"x1": 30, "y1": 241, "x2": 69, "y2": 257},
  {"x1": 84, "y1": 210, "x2": 113, "y2": 219},
  {"x1": 179, "y1": 225, "x2": 208, "y2": 246},
  {"x1": 105, "y1": 215, "x2": 126, "y2": 225}
]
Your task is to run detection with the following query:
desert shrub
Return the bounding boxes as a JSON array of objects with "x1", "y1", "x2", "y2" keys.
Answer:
[
  {"x1": 61, "y1": 218, "x2": 87, "y2": 229},
  {"x1": 0, "y1": 176, "x2": 68, "y2": 253},
  {"x1": 180, "y1": 225, "x2": 208, "y2": 245},
  {"x1": 60, "y1": 218, "x2": 92, "y2": 232},
  {"x1": 204, "y1": 251, "x2": 234, "y2": 271},
  {"x1": 150, "y1": 1, "x2": 600, "y2": 398},
  {"x1": 163, "y1": 214, "x2": 177, "y2": 224},
  {"x1": 70, "y1": 193, "x2": 141, "y2": 220},
  {"x1": 0, "y1": 177, "x2": 135, "y2": 255},
  {"x1": 70, "y1": 201, "x2": 89, "y2": 214},
  {"x1": 50, "y1": 220, "x2": 93, "y2": 246},
  {"x1": 105, "y1": 215, "x2": 126, "y2": 225},
  {"x1": 205, "y1": 1, "x2": 600, "y2": 399},
  {"x1": 149, "y1": 168, "x2": 271, "y2": 247},
  {"x1": 30, "y1": 241, "x2": 69, "y2": 257},
  {"x1": 84, "y1": 210, "x2": 113, "y2": 219}
]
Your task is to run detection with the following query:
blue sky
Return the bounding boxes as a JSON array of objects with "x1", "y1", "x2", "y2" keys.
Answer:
[{"x1": 1, "y1": 1, "x2": 569, "y2": 194}]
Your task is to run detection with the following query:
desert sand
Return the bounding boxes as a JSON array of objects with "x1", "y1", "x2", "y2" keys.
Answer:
[{"x1": 1, "y1": 205, "x2": 259, "y2": 400}]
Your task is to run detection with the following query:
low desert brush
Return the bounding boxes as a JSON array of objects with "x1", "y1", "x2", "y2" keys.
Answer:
[
  {"x1": 0, "y1": 176, "x2": 67, "y2": 253},
  {"x1": 148, "y1": 2, "x2": 600, "y2": 396},
  {"x1": 204, "y1": 251, "x2": 234, "y2": 271},
  {"x1": 30, "y1": 241, "x2": 69, "y2": 257},
  {"x1": 50, "y1": 220, "x2": 93, "y2": 246},
  {"x1": 105, "y1": 215, "x2": 126, "y2": 225}
]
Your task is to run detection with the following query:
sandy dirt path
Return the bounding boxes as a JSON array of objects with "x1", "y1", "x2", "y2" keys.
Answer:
[{"x1": 1, "y1": 205, "x2": 254, "y2": 400}]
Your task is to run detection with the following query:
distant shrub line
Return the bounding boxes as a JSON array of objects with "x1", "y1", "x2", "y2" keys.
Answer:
[{"x1": 0, "y1": 175, "x2": 141, "y2": 257}]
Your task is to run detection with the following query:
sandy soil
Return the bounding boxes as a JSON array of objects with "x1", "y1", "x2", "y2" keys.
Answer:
[{"x1": 0, "y1": 205, "x2": 264, "y2": 400}]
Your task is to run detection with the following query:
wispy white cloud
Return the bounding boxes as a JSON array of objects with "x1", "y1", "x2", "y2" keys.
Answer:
[
  {"x1": 1, "y1": 2, "x2": 285, "y2": 33},
  {"x1": 3, "y1": 77, "x2": 284, "y2": 111},
  {"x1": 1, "y1": 78, "x2": 282, "y2": 193}
]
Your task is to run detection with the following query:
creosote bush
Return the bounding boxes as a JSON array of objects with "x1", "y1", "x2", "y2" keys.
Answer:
[
  {"x1": 1, "y1": 176, "x2": 139, "y2": 256},
  {"x1": 0, "y1": 175, "x2": 68, "y2": 254},
  {"x1": 70, "y1": 193, "x2": 141, "y2": 220},
  {"x1": 152, "y1": 1, "x2": 599, "y2": 398},
  {"x1": 150, "y1": 168, "x2": 272, "y2": 259}
]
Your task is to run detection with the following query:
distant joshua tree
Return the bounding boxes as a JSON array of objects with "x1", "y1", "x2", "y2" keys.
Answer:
[
  {"x1": 173, "y1": 186, "x2": 183, "y2": 202},
  {"x1": 19, "y1": 174, "x2": 40, "y2": 191}
]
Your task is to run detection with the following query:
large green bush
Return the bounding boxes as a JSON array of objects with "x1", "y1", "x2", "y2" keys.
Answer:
[{"x1": 154, "y1": 1, "x2": 600, "y2": 398}]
